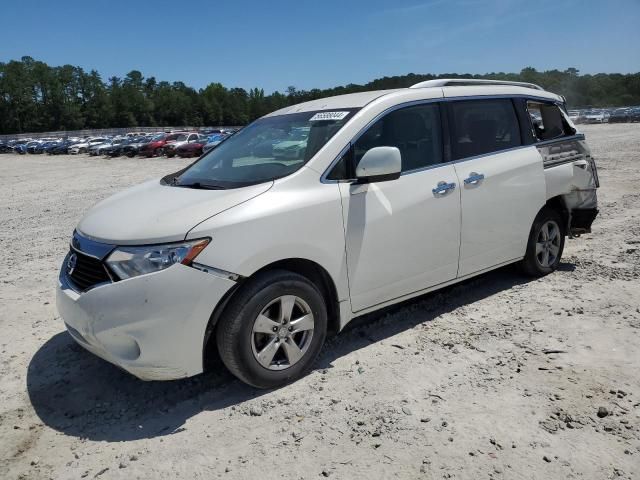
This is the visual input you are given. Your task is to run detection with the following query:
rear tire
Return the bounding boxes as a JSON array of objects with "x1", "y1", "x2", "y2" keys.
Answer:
[
  {"x1": 216, "y1": 270, "x2": 327, "y2": 389},
  {"x1": 520, "y1": 207, "x2": 565, "y2": 277}
]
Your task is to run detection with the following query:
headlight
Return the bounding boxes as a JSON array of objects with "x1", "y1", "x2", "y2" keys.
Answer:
[{"x1": 105, "y1": 238, "x2": 209, "y2": 280}]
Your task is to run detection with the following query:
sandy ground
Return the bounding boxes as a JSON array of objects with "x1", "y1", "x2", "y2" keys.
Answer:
[{"x1": 0, "y1": 124, "x2": 639, "y2": 480}]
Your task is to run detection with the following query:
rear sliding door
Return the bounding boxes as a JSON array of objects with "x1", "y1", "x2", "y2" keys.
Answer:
[{"x1": 446, "y1": 98, "x2": 546, "y2": 276}]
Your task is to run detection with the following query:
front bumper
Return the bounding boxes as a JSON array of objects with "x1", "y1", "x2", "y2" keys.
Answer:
[{"x1": 56, "y1": 262, "x2": 236, "y2": 380}]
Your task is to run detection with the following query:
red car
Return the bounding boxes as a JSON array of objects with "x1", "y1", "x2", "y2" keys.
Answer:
[
  {"x1": 176, "y1": 138, "x2": 207, "y2": 158},
  {"x1": 138, "y1": 132, "x2": 187, "y2": 157},
  {"x1": 164, "y1": 132, "x2": 202, "y2": 158}
]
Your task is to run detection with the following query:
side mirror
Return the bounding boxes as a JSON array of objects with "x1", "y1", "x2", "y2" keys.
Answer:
[{"x1": 355, "y1": 146, "x2": 402, "y2": 183}]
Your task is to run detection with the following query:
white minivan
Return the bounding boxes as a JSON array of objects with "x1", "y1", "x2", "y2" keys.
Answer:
[{"x1": 57, "y1": 79, "x2": 599, "y2": 388}]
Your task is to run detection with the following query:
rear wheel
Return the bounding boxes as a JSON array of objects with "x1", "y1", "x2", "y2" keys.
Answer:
[
  {"x1": 156, "y1": 147, "x2": 164, "y2": 157},
  {"x1": 216, "y1": 270, "x2": 327, "y2": 389},
  {"x1": 521, "y1": 207, "x2": 565, "y2": 276}
]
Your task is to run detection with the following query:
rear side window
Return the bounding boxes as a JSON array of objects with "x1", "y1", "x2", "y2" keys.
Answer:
[
  {"x1": 354, "y1": 103, "x2": 443, "y2": 172},
  {"x1": 449, "y1": 99, "x2": 521, "y2": 160},
  {"x1": 527, "y1": 101, "x2": 576, "y2": 141}
]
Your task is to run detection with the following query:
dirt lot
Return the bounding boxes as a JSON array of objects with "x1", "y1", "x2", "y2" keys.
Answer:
[{"x1": 1, "y1": 124, "x2": 639, "y2": 480}]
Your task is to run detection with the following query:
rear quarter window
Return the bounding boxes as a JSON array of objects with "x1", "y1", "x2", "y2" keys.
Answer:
[
  {"x1": 449, "y1": 99, "x2": 521, "y2": 160},
  {"x1": 526, "y1": 101, "x2": 577, "y2": 141}
]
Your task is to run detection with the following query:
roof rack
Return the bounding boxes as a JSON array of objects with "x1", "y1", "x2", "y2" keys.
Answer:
[{"x1": 410, "y1": 78, "x2": 544, "y2": 91}]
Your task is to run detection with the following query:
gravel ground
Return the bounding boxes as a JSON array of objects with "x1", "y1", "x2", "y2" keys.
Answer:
[{"x1": 1, "y1": 124, "x2": 639, "y2": 480}]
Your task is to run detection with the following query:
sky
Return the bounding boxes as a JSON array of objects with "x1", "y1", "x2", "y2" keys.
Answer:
[{"x1": 1, "y1": 0, "x2": 638, "y2": 93}]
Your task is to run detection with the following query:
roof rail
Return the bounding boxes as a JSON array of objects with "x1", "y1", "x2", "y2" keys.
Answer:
[{"x1": 410, "y1": 78, "x2": 544, "y2": 91}]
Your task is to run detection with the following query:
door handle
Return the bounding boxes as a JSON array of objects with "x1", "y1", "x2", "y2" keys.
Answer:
[
  {"x1": 463, "y1": 172, "x2": 485, "y2": 185},
  {"x1": 432, "y1": 181, "x2": 456, "y2": 195}
]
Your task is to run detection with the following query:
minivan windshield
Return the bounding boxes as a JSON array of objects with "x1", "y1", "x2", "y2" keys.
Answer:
[{"x1": 172, "y1": 109, "x2": 358, "y2": 189}]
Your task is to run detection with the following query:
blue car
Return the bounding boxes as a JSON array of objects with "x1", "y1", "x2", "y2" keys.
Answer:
[{"x1": 14, "y1": 144, "x2": 28, "y2": 154}]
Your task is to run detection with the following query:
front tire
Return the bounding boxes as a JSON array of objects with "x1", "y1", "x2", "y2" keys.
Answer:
[
  {"x1": 521, "y1": 207, "x2": 565, "y2": 276},
  {"x1": 216, "y1": 270, "x2": 327, "y2": 389}
]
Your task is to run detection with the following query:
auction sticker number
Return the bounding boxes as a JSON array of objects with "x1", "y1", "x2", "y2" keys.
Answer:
[{"x1": 309, "y1": 111, "x2": 350, "y2": 121}]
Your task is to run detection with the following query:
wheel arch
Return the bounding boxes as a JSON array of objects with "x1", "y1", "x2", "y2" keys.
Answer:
[
  {"x1": 543, "y1": 195, "x2": 570, "y2": 234},
  {"x1": 202, "y1": 257, "x2": 341, "y2": 371}
]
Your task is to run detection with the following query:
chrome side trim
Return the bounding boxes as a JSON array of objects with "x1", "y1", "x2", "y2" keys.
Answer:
[{"x1": 191, "y1": 263, "x2": 242, "y2": 282}]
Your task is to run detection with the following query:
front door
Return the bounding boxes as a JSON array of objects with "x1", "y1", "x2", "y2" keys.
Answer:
[{"x1": 338, "y1": 103, "x2": 462, "y2": 312}]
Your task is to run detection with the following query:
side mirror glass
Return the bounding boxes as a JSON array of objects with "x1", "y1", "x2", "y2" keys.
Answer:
[{"x1": 355, "y1": 146, "x2": 402, "y2": 183}]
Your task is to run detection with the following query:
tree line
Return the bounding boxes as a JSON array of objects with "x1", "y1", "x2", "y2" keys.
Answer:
[{"x1": 1, "y1": 56, "x2": 639, "y2": 134}]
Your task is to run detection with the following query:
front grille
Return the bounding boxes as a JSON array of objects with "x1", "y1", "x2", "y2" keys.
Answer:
[{"x1": 68, "y1": 250, "x2": 113, "y2": 291}]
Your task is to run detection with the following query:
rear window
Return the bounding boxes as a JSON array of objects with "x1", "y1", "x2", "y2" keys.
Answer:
[
  {"x1": 450, "y1": 99, "x2": 521, "y2": 160},
  {"x1": 527, "y1": 101, "x2": 576, "y2": 141}
]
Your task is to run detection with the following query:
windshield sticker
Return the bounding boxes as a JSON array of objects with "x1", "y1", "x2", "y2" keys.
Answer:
[{"x1": 309, "y1": 111, "x2": 350, "y2": 121}]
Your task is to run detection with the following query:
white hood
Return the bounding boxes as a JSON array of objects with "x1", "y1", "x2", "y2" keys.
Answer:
[{"x1": 77, "y1": 179, "x2": 273, "y2": 244}]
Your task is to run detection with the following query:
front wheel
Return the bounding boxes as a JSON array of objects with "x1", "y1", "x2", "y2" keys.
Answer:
[
  {"x1": 155, "y1": 148, "x2": 164, "y2": 157},
  {"x1": 216, "y1": 270, "x2": 327, "y2": 389},
  {"x1": 520, "y1": 207, "x2": 565, "y2": 276}
]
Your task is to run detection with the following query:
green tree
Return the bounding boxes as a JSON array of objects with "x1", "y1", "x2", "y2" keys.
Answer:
[{"x1": 1, "y1": 56, "x2": 639, "y2": 135}]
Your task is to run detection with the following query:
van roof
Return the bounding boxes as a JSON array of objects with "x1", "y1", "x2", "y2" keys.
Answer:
[{"x1": 265, "y1": 81, "x2": 563, "y2": 117}]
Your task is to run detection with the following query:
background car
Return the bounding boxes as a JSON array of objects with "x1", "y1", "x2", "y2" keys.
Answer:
[
  {"x1": 137, "y1": 133, "x2": 186, "y2": 157},
  {"x1": 25, "y1": 140, "x2": 44, "y2": 154},
  {"x1": 88, "y1": 139, "x2": 117, "y2": 156},
  {"x1": 582, "y1": 109, "x2": 608, "y2": 124},
  {"x1": 69, "y1": 137, "x2": 110, "y2": 154},
  {"x1": 14, "y1": 143, "x2": 28, "y2": 154},
  {"x1": 49, "y1": 139, "x2": 83, "y2": 155},
  {"x1": 176, "y1": 137, "x2": 207, "y2": 158},
  {"x1": 33, "y1": 140, "x2": 60, "y2": 154},
  {"x1": 122, "y1": 137, "x2": 152, "y2": 157},
  {"x1": 162, "y1": 132, "x2": 200, "y2": 158},
  {"x1": 109, "y1": 137, "x2": 149, "y2": 157},
  {"x1": 101, "y1": 138, "x2": 130, "y2": 157}
]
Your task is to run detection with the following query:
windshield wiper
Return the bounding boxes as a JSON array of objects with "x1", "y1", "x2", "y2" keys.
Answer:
[{"x1": 175, "y1": 181, "x2": 226, "y2": 190}]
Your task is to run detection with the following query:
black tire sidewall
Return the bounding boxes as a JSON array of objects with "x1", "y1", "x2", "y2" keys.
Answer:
[
  {"x1": 524, "y1": 208, "x2": 566, "y2": 275},
  {"x1": 217, "y1": 272, "x2": 327, "y2": 388}
]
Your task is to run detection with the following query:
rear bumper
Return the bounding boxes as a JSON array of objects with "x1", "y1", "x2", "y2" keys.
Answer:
[
  {"x1": 56, "y1": 263, "x2": 236, "y2": 380},
  {"x1": 570, "y1": 208, "x2": 599, "y2": 234}
]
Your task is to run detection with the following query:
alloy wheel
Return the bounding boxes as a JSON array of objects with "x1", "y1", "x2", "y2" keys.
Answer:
[
  {"x1": 536, "y1": 220, "x2": 561, "y2": 268},
  {"x1": 250, "y1": 295, "x2": 315, "y2": 371}
]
